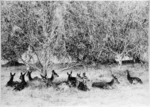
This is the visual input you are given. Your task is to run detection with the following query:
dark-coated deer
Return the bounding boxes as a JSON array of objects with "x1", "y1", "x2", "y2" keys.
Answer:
[
  {"x1": 67, "y1": 71, "x2": 77, "y2": 87},
  {"x1": 126, "y1": 70, "x2": 142, "y2": 84},
  {"x1": 105, "y1": 74, "x2": 120, "y2": 88},
  {"x1": 27, "y1": 70, "x2": 41, "y2": 81},
  {"x1": 14, "y1": 72, "x2": 28, "y2": 91},
  {"x1": 26, "y1": 70, "x2": 46, "y2": 89},
  {"x1": 41, "y1": 70, "x2": 59, "y2": 87},
  {"x1": 92, "y1": 74, "x2": 120, "y2": 89},
  {"x1": 108, "y1": 74, "x2": 120, "y2": 85},
  {"x1": 6, "y1": 72, "x2": 19, "y2": 87},
  {"x1": 82, "y1": 72, "x2": 90, "y2": 83},
  {"x1": 76, "y1": 73, "x2": 90, "y2": 91}
]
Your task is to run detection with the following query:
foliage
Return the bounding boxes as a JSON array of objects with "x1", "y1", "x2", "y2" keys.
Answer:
[{"x1": 1, "y1": 1, "x2": 149, "y2": 69}]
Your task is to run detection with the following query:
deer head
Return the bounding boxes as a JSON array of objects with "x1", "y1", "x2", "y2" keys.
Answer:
[
  {"x1": 76, "y1": 73, "x2": 83, "y2": 82},
  {"x1": 110, "y1": 70, "x2": 120, "y2": 84},
  {"x1": 111, "y1": 74, "x2": 120, "y2": 84},
  {"x1": 19, "y1": 72, "x2": 26, "y2": 82},
  {"x1": 9, "y1": 72, "x2": 16, "y2": 81},
  {"x1": 52, "y1": 70, "x2": 59, "y2": 78},
  {"x1": 67, "y1": 71, "x2": 73, "y2": 78},
  {"x1": 82, "y1": 72, "x2": 90, "y2": 81}
]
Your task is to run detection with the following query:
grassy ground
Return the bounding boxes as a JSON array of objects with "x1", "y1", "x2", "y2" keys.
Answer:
[{"x1": 1, "y1": 63, "x2": 149, "y2": 107}]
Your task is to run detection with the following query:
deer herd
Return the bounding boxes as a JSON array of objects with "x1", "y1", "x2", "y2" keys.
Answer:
[{"x1": 6, "y1": 69, "x2": 143, "y2": 91}]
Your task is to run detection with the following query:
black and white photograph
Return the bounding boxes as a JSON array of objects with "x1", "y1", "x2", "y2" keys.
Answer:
[{"x1": 1, "y1": 1, "x2": 149, "y2": 107}]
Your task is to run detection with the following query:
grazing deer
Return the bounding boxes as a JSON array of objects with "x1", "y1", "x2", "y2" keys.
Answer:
[
  {"x1": 6, "y1": 72, "x2": 19, "y2": 87},
  {"x1": 14, "y1": 72, "x2": 28, "y2": 91},
  {"x1": 67, "y1": 71, "x2": 77, "y2": 87},
  {"x1": 41, "y1": 70, "x2": 59, "y2": 87},
  {"x1": 76, "y1": 73, "x2": 90, "y2": 91},
  {"x1": 92, "y1": 73, "x2": 120, "y2": 89},
  {"x1": 126, "y1": 70, "x2": 143, "y2": 84}
]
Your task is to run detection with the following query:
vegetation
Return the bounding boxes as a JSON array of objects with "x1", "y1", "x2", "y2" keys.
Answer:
[{"x1": 1, "y1": 1, "x2": 149, "y2": 74}]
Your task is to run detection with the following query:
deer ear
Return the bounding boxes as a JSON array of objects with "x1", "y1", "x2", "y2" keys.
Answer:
[
  {"x1": 111, "y1": 74, "x2": 114, "y2": 77},
  {"x1": 70, "y1": 71, "x2": 72, "y2": 74},
  {"x1": 83, "y1": 72, "x2": 86, "y2": 76},
  {"x1": 45, "y1": 73, "x2": 47, "y2": 77},
  {"x1": 40, "y1": 74, "x2": 44, "y2": 78},
  {"x1": 13, "y1": 73, "x2": 16, "y2": 76},
  {"x1": 41, "y1": 74, "x2": 46, "y2": 79},
  {"x1": 67, "y1": 72, "x2": 69, "y2": 75},
  {"x1": 10, "y1": 72, "x2": 12, "y2": 76}
]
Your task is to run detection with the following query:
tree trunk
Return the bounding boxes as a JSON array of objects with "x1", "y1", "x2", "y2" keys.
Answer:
[
  {"x1": 118, "y1": 60, "x2": 122, "y2": 66},
  {"x1": 117, "y1": 55, "x2": 122, "y2": 70},
  {"x1": 83, "y1": 64, "x2": 88, "y2": 72}
]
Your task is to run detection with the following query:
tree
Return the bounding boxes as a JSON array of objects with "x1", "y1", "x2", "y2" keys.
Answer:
[
  {"x1": 1, "y1": 1, "x2": 57, "y2": 75},
  {"x1": 102, "y1": 1, "x2": 148, "y2": 66},
  {"x1": 1, "y1": 1, "x2": 148, "y2": 71},
  {"x1": 1, "y1": 1, "x2": 32, "y2": 65}
]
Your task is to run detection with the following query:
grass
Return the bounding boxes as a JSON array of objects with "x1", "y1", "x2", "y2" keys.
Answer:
[{"x1": 1, "y1": 63, "x2": 149, "y2": 107}]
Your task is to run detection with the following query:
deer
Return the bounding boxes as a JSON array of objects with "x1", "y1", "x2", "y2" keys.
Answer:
[
  {"x1": 40, "y1": 70, "x2": 59, "y2": 87},
  {"x1": 92, "y1": 71, "x2": 120, "y2": 89},
  {"x1": 26, "y1": 70, "x2": 48, "y2": 89},
  {"x1": 126, "y1": 70, "x2": 143, "y2": 84},
  {"x1": 26, "y1": 70, "x2": 41, "y2": 81},
  {"x1": 19, "y1": 45, "x2": 61, "y2": 88},
  {"x1": 82, "y1": 72, "x2": 90, "y2": 83},
  {"x1": 67, "y1": 71, "x2": 77, "y2": 87},
  {"x1": 105, "y1": 74, "x2": 120, "y2": 88},
  {"x1": 14, "y1": 72, "x2": 28, "y2": 91},
  {"x1": 76, "y1": 73, "x2": 90, "y2": 91},
  {"x1": 6, "y1": 72, "x2": 19, "y2": 87}
]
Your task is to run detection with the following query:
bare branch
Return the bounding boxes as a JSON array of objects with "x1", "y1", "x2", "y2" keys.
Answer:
[
  {"x1": 14, "y1": 47, "x2": 42, "y2": 73},
  {"x1": 107, "y1": 45, "x2": 118, "y2": 55},
  {"x1": 121, "y1": 39, "x2": 130, "y2": 55}
]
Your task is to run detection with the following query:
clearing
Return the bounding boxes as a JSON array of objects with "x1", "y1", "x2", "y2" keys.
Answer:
[{"x1": 1, "y1": 63, "x2": 149, "y2": 107}]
